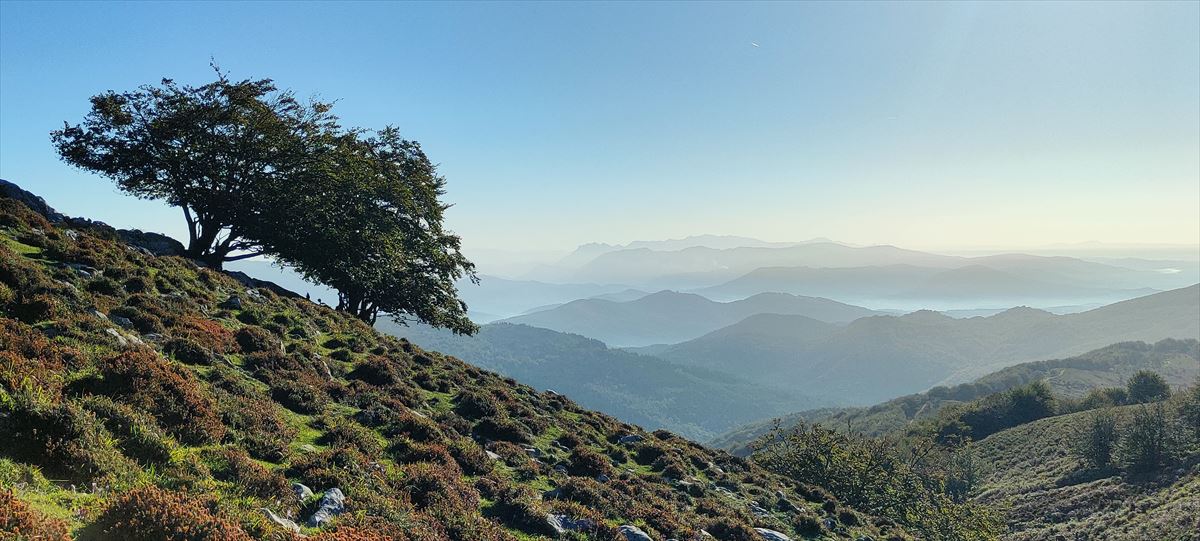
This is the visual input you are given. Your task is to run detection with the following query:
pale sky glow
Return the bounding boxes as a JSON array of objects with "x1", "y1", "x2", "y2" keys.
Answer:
[{"x1": 1, "y1": 1, "x2": 1197, "y2": 256}]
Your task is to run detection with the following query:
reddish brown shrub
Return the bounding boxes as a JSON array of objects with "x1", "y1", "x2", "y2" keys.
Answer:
[
  {"x1": 172, "y1": 316, "x2": 235, "y2": 353},
  {"x1": 93, "y1": 350, "x2": 224, "y2": 445},
  {"x1": 399, "y1": 461, "x2": 478, "y2": 512},
  {"x1": 569, "y1": 447, "x2": 613, "y2": 478},
  {"x1": 0, "y1": 489, "x2": 71, "y2": 541},
  {"x1": 79, "y1": 486, "x2": 252, "y2": 541}
]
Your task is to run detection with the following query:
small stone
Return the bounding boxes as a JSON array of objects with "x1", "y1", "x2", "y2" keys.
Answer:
[
  {"x1": 110, "y1": 315, "x2": 135, "y2": 329},
  {"x1": 292, "y1": 482, "x2": 314, "y2": 501},
  {"x1": 618, "y1": 434, "x2": 644, "y2": 445},
  {"x1": 485, "y1": 450, "x2": 502, "y2": 461},
  {"x1": 219, "y1": 295, "x2": 243, "y2": 310},
  {"x1": 104, "y1": 328, "x2": 128, "y2": 347},
  {"x1": 262, "y1": 508, "x2": 300, "y2": 533}
]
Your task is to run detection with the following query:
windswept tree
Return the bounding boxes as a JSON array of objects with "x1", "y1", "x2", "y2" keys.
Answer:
[
  {"x1": 52, "y1": 69, "x2": 477, "y2": 333},
  {"x1": 51, "y1": 67, "x2": 335, "y2": 268},
  {"x1": 273, "y1": 127, "x2": 477, "y2": 334}
]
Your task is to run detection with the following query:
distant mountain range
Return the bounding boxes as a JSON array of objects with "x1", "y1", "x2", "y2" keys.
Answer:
[
  {"x1": 380, "y1": 321, "x2": 825, "y2": 441},
  {"x1": 643, "y1": 285, "x2": 1200, "y2": 405},
  {"x1": 500, "y1": 290, "x2": 880, "y2": 347},
  {"x1": 710, "y1": 338, "x2": 1200, "y2": 454}
]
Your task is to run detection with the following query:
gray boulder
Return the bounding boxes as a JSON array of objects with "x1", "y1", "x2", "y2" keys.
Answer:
[
  {"x1": 545, "y1": 514, "x2": 596, "y2": 535},
  {"x1": 754, "y1": 529, "x2": 792, "y2": 541},
  {"x1": 306, "y1": 488, "x2": 346, "y2": 527},
  {"x1": 220, "y1": 295, "x2": 243, "y2": 310},
  {"x1": 620, "y1": 525, "x2": 654, "y2": 541},
  {"x1": 618, "y1": 434, "x2": 644, "y2": 445},
  {"x1": 111, "y1": 315, "x2": 135, "y2": 330}
]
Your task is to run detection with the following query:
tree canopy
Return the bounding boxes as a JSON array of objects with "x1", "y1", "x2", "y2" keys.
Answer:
[{"x1": 52, "y1": 68, "x2": 476, "y2": 333}]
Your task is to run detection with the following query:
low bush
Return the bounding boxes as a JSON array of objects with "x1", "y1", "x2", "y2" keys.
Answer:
[
  {"x1": 0, "y1": 489, "x2": 71, "y2": 541},
  {"x1": 235, "y1": 325, "x2": 279, "y2": 354},
  {"x1": 77, "y1": 486, "x2": 252, "y2": 541},
  {"x1": 91, "y1": 350, "x2": 224, "y2": 445}
]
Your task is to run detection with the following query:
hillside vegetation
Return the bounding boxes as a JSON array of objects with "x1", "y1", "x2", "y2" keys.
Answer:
[
  {"x1": 0, "y1": 195, "x2": 913, "y2": 539},
  {"x1": 712, "y1": 340, "x2": 1200, "y2": 454},
  {"x1": 971, "y1": 403, "x2": 1199, "y2": 540}
]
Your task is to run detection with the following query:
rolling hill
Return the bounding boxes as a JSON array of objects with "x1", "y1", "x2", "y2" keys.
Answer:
[
  {"x1": 710, "y1": 339, "x2": 1200, "y2": 454},
  {"x1": 383, "y1": 321, "x2": 827, "y2": 441},
  {"x1": 649, "y1": 285, "x2": 1200, "y2": 405},
  {"x1": 500, "y1": 290, "x2": 879, "y2": 347}
]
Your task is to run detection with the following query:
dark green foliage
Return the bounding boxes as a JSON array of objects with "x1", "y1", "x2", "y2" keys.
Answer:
[
  {"x1": 933, "y1": 381, "x2": 1057, "y2": 444},
  {"x1": 1127, "y1": 370, "x2": 1171, "y2": 404},
  {"x1": 235, "y1": 325, "x2": 278, "y2": 353},
  {"x1": 89, "y1": 350, "x2": 225, "y2": 445},
  {"x1": 1118, "y1": 403, "x2": 1178, "y2": 473},
  {"x1": 1073, "y1": 408, "x2": 1119, "y2": 470},
  {"x1": 568, "y1": 447, "x2": 613, "y2": 478}
]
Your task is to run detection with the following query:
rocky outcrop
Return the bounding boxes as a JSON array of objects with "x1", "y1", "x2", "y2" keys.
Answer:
[
  {"x1": 755, "y1": 528, "x2": 792, "y2": 541},
  {"x1": 1, "y1": 179, "x2": 63, "y2": 222}
]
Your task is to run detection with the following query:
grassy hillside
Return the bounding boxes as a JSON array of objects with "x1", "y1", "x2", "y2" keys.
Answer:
[
  {"x1": 971, "y1": 405, "x2": 1200, "y2": 540},
  {"x1": 383, "y1": 321, "x2": 827, "y2": 442},
  {"x1": 711, "y1": 340, "x2": 1199, "y2": 454},
  {"x1": 0, "y1": 195, "x2": 910, "y2": 539}
]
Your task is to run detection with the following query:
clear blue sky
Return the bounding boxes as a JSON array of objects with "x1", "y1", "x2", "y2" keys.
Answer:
[{"x1": 2, "y1": 1, "x2": 1198, "y2": 256}]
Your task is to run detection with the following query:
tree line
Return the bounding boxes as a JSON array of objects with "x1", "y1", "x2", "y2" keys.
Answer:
[{"x1": 50, "y1": 67, "x2": 476, "y2": 333}]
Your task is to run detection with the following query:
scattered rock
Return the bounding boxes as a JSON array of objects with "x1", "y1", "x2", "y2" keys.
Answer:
[
  {"x1": 619, "y1": 525, "x2": 654, "y2": 541},
  {"x1": 542, "y1": 487, "x2": 562, "y2": 500},
  {"x1": 89, "y1": 309, "x2": 107, "y2": 320},
  {"x1": 754, "y1": 528, "x2": 792, "y2": 541},
  {"x1": 596, "y1": 474, "x2": 610, "y2": 483},
  {"x1": 486, "y1": 450, "x2": 502, "y2": 461},
  {"x1": 219, "y1": 295, "x2": 243, "y2": 310},
  {"x1": 306, "y1": 488, "x2": 345, "y2": 527},
  {"x1": 553, "y1": 464, "x2": 568, "y2": 474},
  {"x1": 117, "y1": 229, "x2": 184, "y2": 257},
  {"x1": 104, "y1": 328, "x2": 128, "y2": 347},
  {"x1": 749, "y1": 503, "x2": 770, "y2": 517},
  {"x1": 618, "y1": 434, "x2": 643, "y2": 445},
  {"x1": 262, "y1": 508, "x2": 300, "y2": 533},
  {"x1": 110, "y1": 315, "x2": 135, "y2": 330},
  {"x1": 545, "y1": 514, "x2": 596, "y2": 535},
  {"x1": 298, "y1": 444, "x2": 319, "y2": 454},
  {"x1": 822, "y1": 517, "x2": 837, "y2": 531},
  {"x1": 292, "y1": 482, "x2": 314, "y2": 502}
]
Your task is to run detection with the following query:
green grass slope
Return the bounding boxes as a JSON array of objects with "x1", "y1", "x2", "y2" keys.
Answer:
[
  {"x1": 0, "y1": 194, "x2": 910, "y2": 540},
  {"x1": 971, "y1": 406, "x2": 1200, "y2": 540}
]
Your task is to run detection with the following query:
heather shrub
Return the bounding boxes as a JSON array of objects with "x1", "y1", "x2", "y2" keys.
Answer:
[
  {"x1": 80, "y1": 395, "x2": 175, "y2": 465},
  {"x1": 163, "y1": 337, "x2": 214, "y2": 365},
  {"x1": 236, "y1": 325, "x2": 279, "y2": 353},
  {"x1": 568, "y1": 447, "x2": 613, "y2": 478},
  {"x1": 204, "y1": 448, "x2": 291, "y2": 501},
  {"x1": 317, "y1": 416, "x2": 385, "y2": 458},
  {"x1": 0, "y1": 489, "x2": 71, "y2": 541},
  {"x1": 400, "y1": 461, "x2": 478, "y2": 512},
  {"x1": 267, "y1": 372, "x2": 330, "y2": 414},
  {"x1": 78, "y1": 486, "x2": 252, "y2": 541},
  {"x1": 473, "y1": 415, "x2": 531, "y2": 444},
  {"x1": 109, "y1": 304, "x2": 166, "y2": 334},
  {"x1": 0, "y1": 391, "x2": 133, "y2": 481},
  {"x1": 448, "y1": 437, "x2": 494, "y2": 476},
  {"x1": 91, "y1": 350, "x2": 224, "y2": 445}
]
